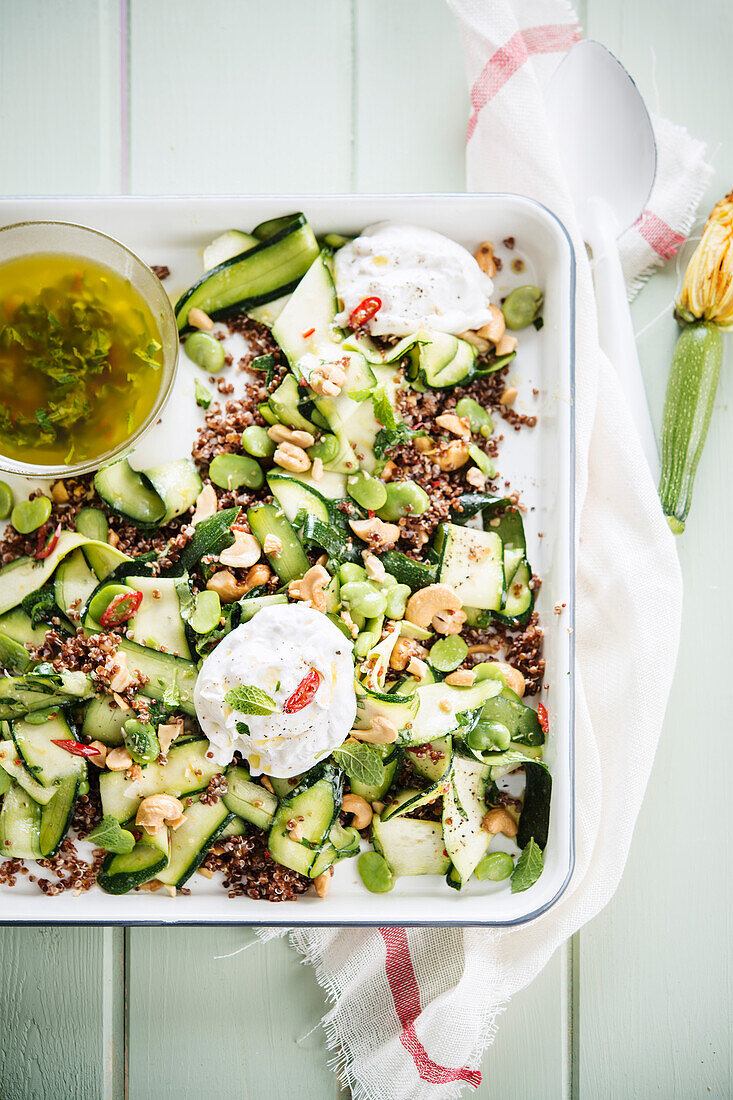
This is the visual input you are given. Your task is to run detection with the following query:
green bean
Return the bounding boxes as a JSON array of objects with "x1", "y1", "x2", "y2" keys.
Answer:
[
  {"x1": 358, "y1": 851, "x2": 394, "y2": 893},
  {"x1": 241, "y1": 425, "x2": 276, "y2": 460},
  {"x1": 347, "y1": 471, "x2": 387, "y2": 511},
  {"x1": 384, "y1": 583, "x2": 410, "y2": 620},
  {"x1": 308, "y1": 433, "x2": 339, "y2": 464},
  {"x1": 184, "y1": 330, "x2": 226, "y2": 373},
  {"x1": 11, "y1": 495, "x2": 51, "y2": 534},
  {"x1": 429, "y1": 635, "x2": 468, "y2": 673},
  {"x1": 474, "y1": 851, "x2": 514, "y2": 882},
  {"x1": 377, "y1": 480, "x2": 429, "y2": 521},
  {"x1": 339, "y1": 563, "x2": 367, "y2": 584},
  {"x1": 209, "y1": 452, "x2": 264, "y2": 490},
  {"x1": 0, "y1": 482, "x2": 13, "y2": 520},
  {"x1": 75, "y1": 506, "x2": 108, "y2": 543},
  {"x1": 502, "y1": 285, "x2": 544, "y2": 330},
  {"x1": 468, "y1": 445, "x2": 495, "y2": 477},
  {"x1": 455, "y1": 397, "x2": 493, "y2": 436},
  {"x1": 341, "y1": 580, "x2": 387, "y2": 618},
  {"x1": 467, "y1": 720, "x2": 511, "y2": 752}
]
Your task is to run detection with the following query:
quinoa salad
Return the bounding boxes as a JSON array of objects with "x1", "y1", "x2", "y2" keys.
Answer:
[{"x1": 0, "y1": 214, "x2": 552, "y2": 903}]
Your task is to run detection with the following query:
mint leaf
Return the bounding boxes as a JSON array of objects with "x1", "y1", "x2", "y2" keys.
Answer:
[
  {"x1": 374, "y1": 423, "x2": 419, "y2": 459},
  {"x1": 510, "y1": 837, "x2": 544, "y2": 893},
  {"x1": 346, "y1": 388, "x2": 372, "y2": 402},
  {"x1": 194, "y1": 378, "x2": 212, "y2": 409},
  {"x1": 224, "y1": 684, "x2": 276, "y2": 715},
  {"x1": 371, "y1": 384, "x2": 397, "y2": 430},
  {"x1": 86, "y1": 814, "x2": 136, "y2": 854},
  {"x1": 236, "y1": 720, "x2": 251, "y2": 737},
  {"x1": 332, "y1": 741, "x2": 385, "y2": 788}
]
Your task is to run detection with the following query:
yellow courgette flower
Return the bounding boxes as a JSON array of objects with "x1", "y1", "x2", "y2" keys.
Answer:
[{"x1": 677, "y1": 190, "x2": 733, "y2": 329}]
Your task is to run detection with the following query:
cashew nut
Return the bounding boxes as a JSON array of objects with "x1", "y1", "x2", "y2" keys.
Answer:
[
  {"x1": 267, "y1": 424, "x2": 315, "y2": 449},
  {"x1": 244, "y1": 562, "x2": 271, "y2": 592},
  {"x1": 263, "y1": 533, "x2": 282, "y2": 557},
  {"x1": 313, "y1": 868, "x2": 333, "y2": 897},
  {"x1": 413, "y1": 436, "x2": 435, "y2": 454},
  {"x1": 288, "y1": 563, "x2": 330, "y2": 613},
  {"x1": 349, "y1": 516, "x2": 400, "y2": 551},
  {"x1": 341, "y1": 793, "x2": 373, "y2": 830},
  {"x1": 85, "y1": 741, "x2": 107, "y2": 767},
  {"x1": 459, "y1": 330, "x2": 491, "y2": 354},
  {"x1": 309, "y1": 360, "x2": 347, "y2": 397},
  {"x1": 476, "y1": 303, "x2": 506, "y2": 345},
  {"x1": 108, "y1": 651, "x2": 135, "y2": 693},
  {"x1": 187, "y1": 307, "x2": 215, "y2": 331},
  {"x1": 381, "y1": 460, "x2": 398, "y2": 481},
  {"x1": 350, "y1": 716, "x2": 398, "y2": 745},
  {"x1": 432, "y1": 608, "x2": 467, "y2": 635},
  {"x1": 191, "y1": 483, "x2": 218, "y2": 525},
  {"x1": 482, "y1": 807, "x2": 518, "y2": 838},
  {"x1": 492, "y1": 661, "x2": 526, "y2": 697},
  {"x1": 435, "y1": 413, "x2": 470, "y2": 439},
  {"x1": 106, "y1": 746, "x2": 133, "y2": 771},
  {"x1": 51, "y1": 480, "x2": 69, "y2": 503},
  {"x1": 474, "y1": 241, "x2": 497, "y2": 277},
  {"x1": 436, "y1": 440, "x2": 470, "y2": 471},
  {"x1": 136, "y1": 793, "x2": 187, "y2": 834},
  {"x1": 405, "y1": 584, "x2": 463, "y2": 630},
  {"x1": 273, "y1": 441, "x2": 311, "y2": 473},
  {"x1": 444, "y1": 668, "x2": 476, "y2": 686},
  {"x1": 389, "y1": 636, "x2": 428, "y2": 671},
  {"x1": 206, "y1": 569, "x2": 248, "y2": 603},
  {"x1": 466, "y1": 466, "x2": 487, "y2": 490},
  {"x1": 311, "y1": 457, "x2": 324, "y2": 482},
  {"x1": 218, "y1": 530, "x2": 261, "y2": 569},
  {"x1": 157, "y1": 718, "x2": 184, "y2": 756},
  {"x1": 362, "y1": 550, "x2": 387, "y2": 583},
  {"x1": 407, "y1": 655, "x2": 429, "y2": 679},
  {"x1": 495, "y1": 333, "x2": 518, "y2": 357},
  {"x1": 500, "y1": 387, "x2": 518, "y2": 407}
]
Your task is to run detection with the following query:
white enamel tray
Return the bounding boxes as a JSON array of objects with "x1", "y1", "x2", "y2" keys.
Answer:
[{"x1": 0, "y1": 195, "x2": 574, "y2": 925}]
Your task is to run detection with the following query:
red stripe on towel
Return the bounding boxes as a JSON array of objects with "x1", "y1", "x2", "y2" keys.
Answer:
[
  {"x1": 634, "y1": 209, "x2": 686, "y2": 258},
  {"x1": 467, "y1": 23, "x2": 582, "y2": 141},
  {"x1": 379, "y1": 927, "x2": 481, "y2": 1088}
]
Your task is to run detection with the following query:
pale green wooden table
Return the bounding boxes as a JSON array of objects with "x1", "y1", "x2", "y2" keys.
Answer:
[{"x1": 0, "y1": 2, "x2": 731, "y2": 1097}]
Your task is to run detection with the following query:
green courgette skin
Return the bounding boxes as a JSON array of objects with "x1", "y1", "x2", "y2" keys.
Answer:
[{"x1": 659, "y1": 321, "x2": 723, "y2": 533}]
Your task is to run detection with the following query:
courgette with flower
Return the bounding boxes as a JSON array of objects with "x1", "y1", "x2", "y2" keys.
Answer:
[{"x1": 660, "y1": 191, "x2": 733, "y2": 532}]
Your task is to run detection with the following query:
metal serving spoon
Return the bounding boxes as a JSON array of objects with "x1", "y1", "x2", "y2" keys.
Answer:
[{"x1": 546, "y1": 39, "x2": 659, "y2": 475}]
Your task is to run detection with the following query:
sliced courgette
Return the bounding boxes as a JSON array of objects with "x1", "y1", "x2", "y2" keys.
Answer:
[
  {"x1": 99, "y1": 738, "x2": 219, "y2": 823},
  {"x1": 442, "y1": 754, "x2": 492, "y2": 886},
  {"x1": 406, "y1": 678, "x2": 502, "y2": 746},
  {"x1": 267, "y1": 473, "x2": 331, "y2": 526},
  {"x1": 12, "y1": 710, "x2": 87, "y2": 788},
  {"x1": 97, "y1": 829, "x2": 170, "y2": 894},
  {"x1": 54, "y1": 549, "x2": 98, "y2": 619},
  {"x1": 117, "y1": 638, "x2": 198, "y2": 716},
  {"x1": 267, "y1": 764, "x2": 343, "y2": 876},
  {"x1": 81, "y1": 695, "x2": 127, "y2": 747},
  {"x1": 156, "y1": 799, "x2": 233, "y2": 888},
  {"x1": 371, "y1": 814, "x2": 450, "y2": 877},
  {"x1": 0, "y1": 783, "x2": 42, "y2": 859},
  {"x1": 145, "y1": 459, "x2": 203, "y2": 525},
  {"x1": 94, "y1": 459, "x2": 166, "y2": 527},
  {"x1": 246, "y1": 502, "x2": 310, "y2": 583},
  {"x1": 175, "y1": 213, "x2": 319, "y2": 330},
  {"x1": 434, "y1": 522, "x2": 504, "y2": 612},
  {"x1": 222, "y1": 765, "x2": 278, "y2": 830}
]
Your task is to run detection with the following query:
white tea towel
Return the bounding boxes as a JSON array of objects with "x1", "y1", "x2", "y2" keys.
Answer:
[{"x1": 259, "y1": 4, "x2": 711, "y2": 1096}]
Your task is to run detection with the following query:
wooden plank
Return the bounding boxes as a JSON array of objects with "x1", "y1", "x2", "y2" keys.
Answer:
[
  {"x1": 475, "y1": 946, "x2": 570, "y2": 1099},
  {"x1": 578, "y1": 1, "x2": 733, "y2": 1096},
  {"x1": 127, "y1": 928, "x2": 341, "y2": 1098},
  {"x1": 0, "y1": 925, "x2": 124, "y2": 1099},
  {"x1": 353, "y1": 0, "x2": 468, "y2": 192},
  {"x1": 0, "y1": 0, "x2": 121, "y2": 194},
  {"x1": 128, "y1": 0, "x2": 354, "y2": 195}
]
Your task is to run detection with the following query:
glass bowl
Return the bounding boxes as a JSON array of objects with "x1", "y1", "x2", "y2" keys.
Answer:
[{"x1": 0, "y1": 220, "x2": 179, "y2": 478}]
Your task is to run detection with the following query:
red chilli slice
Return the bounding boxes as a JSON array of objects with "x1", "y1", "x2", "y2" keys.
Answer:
[
  {"x1": 283, "y1": 669, "x2": 322, "y2": 713},
  {"x1": 537, "y1": 702, "x2": 549, "y2": 734},
  {"x1": 100, "y1": 590, "x2": 143, "y2": 628},
  {"x1": 51, "y1": 739, "x2": 103, "y2": 758},
  {"x1": 35, "y1": 522, "x2": 62, "y2": 561},
  {"x1": 348, "y1": 296, "x2": 382, "y2": 329}
]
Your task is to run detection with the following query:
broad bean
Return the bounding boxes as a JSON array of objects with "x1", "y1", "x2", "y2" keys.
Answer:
[
  {"x1": 341, "y1": 580, "x2": 387, "y2": 618},
  {"x1": 11, "y1": 495, "x2": 51, "y2": 534},
  {"x1": 384, "y1": 583, "x2": 411, "y2": 620},
  {"x1": 358, "y1": 851, "x2": 394, "y2": 893},
  {"x1": 502, "y1": 285, "x2": 544, "y2": 330},
  {"x1": 377, "y1": 480, "x2": 429, "y2": 521},
  {"x1": 209, "y1": 453, "x2": 264, "y2": 491},
  {"x1": 347, "y1": 471, "x2": 387, "y2": 511},
  {"x1": 184, "y1": 330, "x2": 226, "y2": 372},
  {"x1": 241, "y1": 425, "x2": 276, "y2": 459},
  {"x1": 455, "y1": 397, "x2": 493, "y2": 436}
]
